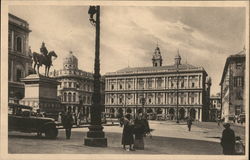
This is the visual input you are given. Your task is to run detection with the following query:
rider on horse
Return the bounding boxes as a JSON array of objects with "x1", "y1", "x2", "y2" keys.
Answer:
[{"x1": 40, "y1": 42, "x2": 48, "y2": 57}]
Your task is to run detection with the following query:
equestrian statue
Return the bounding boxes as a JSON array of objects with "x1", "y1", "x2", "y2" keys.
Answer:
[{"x1": 32, "y1": 42, "x2": 57, "y2": 77}]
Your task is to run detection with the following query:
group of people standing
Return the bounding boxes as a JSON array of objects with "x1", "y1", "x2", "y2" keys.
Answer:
[{"x1": 121, "y1": 113, "x2": 151, "y2": 151}]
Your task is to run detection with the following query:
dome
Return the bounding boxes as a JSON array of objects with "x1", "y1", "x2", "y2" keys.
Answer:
[{"x1": 63, "y1": 51, "x2": 78, "y2": 70}]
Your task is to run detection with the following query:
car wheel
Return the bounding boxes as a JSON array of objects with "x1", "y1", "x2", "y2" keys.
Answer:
[{"x1": 45, "y1": 128, "x2": 58, "y2": 139}]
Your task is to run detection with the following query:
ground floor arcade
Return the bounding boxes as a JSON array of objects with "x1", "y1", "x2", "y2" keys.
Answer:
[{"x1": 105, "y1": 105, "x2": 203, "y2": 121}]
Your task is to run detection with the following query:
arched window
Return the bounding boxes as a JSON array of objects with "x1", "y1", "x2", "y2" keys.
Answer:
[
  {"x1": 64, "y1": 92, "x2": 67, "y2": 102},
  {"x1": 73, "y1": 93, "x2": 76, "y2": 102},
  {"x1": 111, "y1": 98, "x2": 114, "y2": 104},
  {"x1": 111, "y1": 84, "x2": 114, "y2": 90},
  {"x1": 68, "y1": 92, "x2": 72, "y2": 102},
  {"x1": 16, "y1": 37, "x2": 22, "y2": 52}
]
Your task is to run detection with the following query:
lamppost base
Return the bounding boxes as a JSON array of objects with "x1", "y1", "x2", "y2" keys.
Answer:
[{"x1": 84, "y1": 125, "x2": 107, "y2": 147}]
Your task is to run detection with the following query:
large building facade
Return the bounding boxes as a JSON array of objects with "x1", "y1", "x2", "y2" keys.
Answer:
[
  {"x1": 220, "y1": 49, "x2": 246, "y2": 123},
  {"x1": 8, "y1": 13, "x2": 34, "y2": 104},
  {"x1": 49, "y1": 51, "x2": 105, "y2": 119},
  {"x1": 104, "y1": 46, "x2": 211, "y2": 122}
]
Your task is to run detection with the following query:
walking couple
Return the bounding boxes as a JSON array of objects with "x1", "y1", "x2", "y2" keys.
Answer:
[{"x1": 121, "y1": 113, "x2": 150, "y2": 151}]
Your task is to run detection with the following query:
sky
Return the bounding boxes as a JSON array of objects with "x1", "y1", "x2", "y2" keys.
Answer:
[{"x1": 8, "y1": 5, "x2": 246, "y2": 95}]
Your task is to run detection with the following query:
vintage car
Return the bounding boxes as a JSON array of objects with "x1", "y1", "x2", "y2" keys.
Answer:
[{"x1": 8, "y1": 103, "x2": 58, "y2": 139}]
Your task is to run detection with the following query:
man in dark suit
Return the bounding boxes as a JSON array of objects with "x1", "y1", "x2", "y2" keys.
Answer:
[{"x1": 62, "y1": 110, "x2": 74, "y2": 139}]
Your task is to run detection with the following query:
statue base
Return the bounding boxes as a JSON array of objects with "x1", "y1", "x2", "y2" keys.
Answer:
[
  {"x1": 84, "y1": 125, "x2": 107, "y2": 147},
  {"x1": 19, "y1": 74, "x2": 62, "y2": 113}
]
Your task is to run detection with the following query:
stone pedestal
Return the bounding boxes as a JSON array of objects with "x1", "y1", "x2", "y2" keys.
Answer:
[
  {"x1": 84, "y1": 125, "x2": 107, "y2": 147},
  {"x1": 19, "y1": 74, "x2": 62, "y2": 113}
]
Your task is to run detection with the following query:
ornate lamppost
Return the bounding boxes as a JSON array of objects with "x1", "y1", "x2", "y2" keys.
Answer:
[{"x1": 84, "y1": 5, "x2": 107, "y2": 147}]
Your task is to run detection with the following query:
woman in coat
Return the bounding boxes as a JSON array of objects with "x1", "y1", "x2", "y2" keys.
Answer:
[
  {"x1": 121, "y1": 114, "x2": 135, "y2": 151},
  {"x1": 133, "y1": 113, "x2": 150, "y2": 150}
]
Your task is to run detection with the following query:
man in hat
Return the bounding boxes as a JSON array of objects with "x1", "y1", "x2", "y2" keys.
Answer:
[{"x1": 220, "y1": 123, "x2": 235, "y2": 155}]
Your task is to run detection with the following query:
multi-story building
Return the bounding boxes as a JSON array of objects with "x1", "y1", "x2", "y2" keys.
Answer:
[
  {"x1": 104, "y1": 46, "x2": 211, "y2": 121},
  {"x1": 49, "y1": 51, "x2": 105, "y2": 118},
  {"x1": 209, "y1": 94, "x2": 221, "y2": 121},
  {"x1": 220, "y1": 49, "x2": 246, "y2": 123},
  {"x1": 8, "y1": 13, "x2": 34, "y2": 104}
]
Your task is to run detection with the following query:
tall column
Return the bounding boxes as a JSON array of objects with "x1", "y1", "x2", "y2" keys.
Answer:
[
  {"x1": 196, "y1": 108, "x2": 199, "y2": 121},
  {"x1": 154, "y1": 77, "x2": 156, "y2": 89},
  {"x1": 199, "y1": 108, "x2": 202, "y2": 122},
  {"x1": 11, "y1": 31, "x2": 14, "y2": 50},
  {"x1": 200, "y1": 92, "x2": 202, "y2": 104},
  {"x1": 11, "y1": 60, "x2": 14, "y2": 81}
]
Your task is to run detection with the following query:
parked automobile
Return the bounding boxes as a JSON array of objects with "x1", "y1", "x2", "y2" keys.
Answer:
[{"x1": 8, "y1": 103, "x2": 58, "y2": 139}]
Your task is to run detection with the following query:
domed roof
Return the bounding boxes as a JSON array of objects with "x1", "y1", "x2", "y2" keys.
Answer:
[{"x1": 63, "y1": 51, "x2": 78, "y2": 70}]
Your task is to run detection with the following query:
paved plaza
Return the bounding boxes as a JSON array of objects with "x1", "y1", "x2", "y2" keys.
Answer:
[{"x1": 8, "y1": 121, "x2": 246, "y2": 155}]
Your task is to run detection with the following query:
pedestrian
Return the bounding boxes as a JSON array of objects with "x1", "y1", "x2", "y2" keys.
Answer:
[
  {"x1": 62, "y1": 110, "x2": 74, "y2": 139},
  {"x1": 220, "y1": 123, "x2": 235, "y2": 155},
  {"x1": 133, "y1": 113, "x2": 151, "y2": 150},
  {"x1": 121, "y1": 114, "x2": 135, "y2": 151},
  {"x1": 217, "y1": 118, "x2": 221, "y2": 126},
  {"x1": 36, "y1": 109, "x2": 43, "y2": 137},
  {"x1": 187, "y1": 117, "x2": 192, "y2": 131}
]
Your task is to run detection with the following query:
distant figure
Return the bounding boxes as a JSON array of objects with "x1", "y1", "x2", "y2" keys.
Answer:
[
  {"x1": 220, "y1": 123, "x2": 235, "y2": 155},
  {"x1": 77, "y1": 111, "x2": 84, "y2": 127},
  {"x1": 57, "y1": 112, "x2": 62, "y2": 124},
  {"x1": 62, "y1": 110, "x2": 74, "y2": 139},
  {"x1": 187, "y1": 117, "x2": 193, "y2": 131},
  {"x1": 36, "y1": 109, "x2": 43, "y2": 117},
  {"x1": 217, "y1": 118, "x2": 221, "y2": 126},
  {"x1": 121, "y1": 114, "x2": 135, "y2": 151}
]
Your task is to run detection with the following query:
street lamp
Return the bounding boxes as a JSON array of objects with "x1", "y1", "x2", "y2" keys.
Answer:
[{"x1": 84, "y1": 6, "x2": 107, "y2": 147}]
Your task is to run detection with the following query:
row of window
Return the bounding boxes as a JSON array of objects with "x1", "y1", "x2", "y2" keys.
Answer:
[
  {"x1": 60, "y1": 81, "x2": 92, "y2": 91},
  {"x1": 62, "y1": 92, "x2": 92, "y2": 104},
  {"x1": 110, "y1": 81, "x2": 198, "y2": 90},
  {"x1": 109, "y1": 96, "x2": 198, "y2": 105}
]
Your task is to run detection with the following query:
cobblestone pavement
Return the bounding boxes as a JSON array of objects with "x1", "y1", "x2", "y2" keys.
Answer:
[{"x1": 8, "y1": 121, "x2": 239, "y2": 155}]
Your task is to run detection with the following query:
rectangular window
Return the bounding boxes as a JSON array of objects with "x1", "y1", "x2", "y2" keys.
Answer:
[
  {"x1": 235, "y1": 105, "x2": 241, "y2": 115},
  {"x1": 236, "y1": 62, "x2": 242, "y2": 69},
  {"x1": 191, "y1": 97, "x2": 194, "y2": 104},
  {"x1": 158, "y1": 97, "x2": 161, "y2": 104},
  {"x1": 181, "y1": 97, "x2": 184, "y2": 104},
  {"x1": 16, "y1": 69, "x2": 22, "y2": 82},
  {"x1": 181, "y1": 81, "x2": 184, "y2": 88},
  {"x1": 236, "y1": 91, "x2": 243, "y2": 100},
  {"x1": 192, "y1": 82, "x2": 195, "y2": 88},
  {"x1": 234, "y1": 76, "x2": 243, "y2": 87}
]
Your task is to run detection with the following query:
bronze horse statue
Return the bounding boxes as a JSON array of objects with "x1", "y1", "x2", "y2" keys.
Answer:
[{"x1": 32, "y1": 51, "x2": 57, "y2": 76}]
